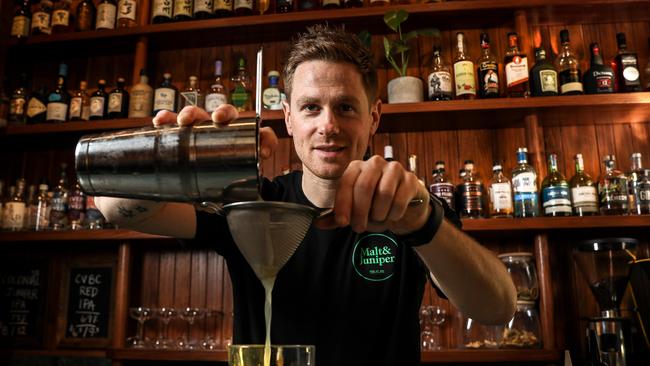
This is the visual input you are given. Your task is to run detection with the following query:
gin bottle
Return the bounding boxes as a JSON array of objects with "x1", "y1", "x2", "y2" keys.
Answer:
[
  {"x1": 569, "y1": 154, "x2": 598, "y2": 216},
  {"x1": 488, "y1": 163, "x2": 513, "y2": 217},
  {"x1": 50, "y1": 164, "x2": 69, "y2": 230},
  {"x1": 458, "y1": 160, "x2": 483, "y2": 218},
  {"x1": 512, "y1": 147, "x2": 539, "y2": 217},
  {"x1": 598, "y1": 155, "x2": 628, "y2": 215},
  {"x1": 541, "y1": 154, "x2": 572, "y2": 216},
  {"x1": 429, "y1": 161, "x2": 455, "y2": 209}
]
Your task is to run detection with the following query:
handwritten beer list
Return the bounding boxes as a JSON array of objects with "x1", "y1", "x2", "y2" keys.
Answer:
[
  {"x1": 0, "y1": 267, "x2": 43, "y2": 338},
  {"x1": 66, "y1": 268, "x2": 112, "y2": 339}
]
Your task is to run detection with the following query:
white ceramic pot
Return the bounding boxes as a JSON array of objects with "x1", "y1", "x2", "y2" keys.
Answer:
[{"x1": 387, "y1": 76, "x2": 424, "y2": 104}]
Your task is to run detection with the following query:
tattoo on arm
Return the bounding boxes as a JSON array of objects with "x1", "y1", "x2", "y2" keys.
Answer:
[
  {"x1": 135, "y1": 206, "x2": 148, "y2": 213},
  {"x1": 117, "y1": 206, "x2": 134, "y2": 218}
]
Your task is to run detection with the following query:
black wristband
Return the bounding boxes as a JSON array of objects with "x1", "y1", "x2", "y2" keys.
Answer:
[{"x1": 397, "y1": 194, "x2": 445, "y2": 247}]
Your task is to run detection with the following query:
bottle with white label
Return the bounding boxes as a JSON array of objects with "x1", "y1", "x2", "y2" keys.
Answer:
[
  {"x1": 153, "y1": 72, "x2": 178, "y2": 115},
  {"x1": 205, "y1": 60, "x2": 228, "y2": 112},
  {"x1": 503, "y1": 32, "x2": 529, "y2": 97},
  {"x1": 151, "y1": 0, "x2": 173, "y2": 23},
  {"x1": 541, "y1": 154, "x2": 572, "y2": 217},
  {"x1": 50, "y1": 164, "x2": 69, "y2": 230},
  {"x1": 96, "y1": 0, "x2": 117, "y2": 30},
  {"x1": 33, "y1": 183, "x2": 51, "y2": 231},
  {"x1": 627, "y1": 153, "x2": 646, "y2": 215},
  {"x1": 569, "y1": 154, "x2": 598, "y2": 216},
  {"x1": 489, "y1": 163, "x2": 513, "y2": 218},
  {"x1": 89, "y1": 79, "x2": 108, "y2": 120},
  {"x1": 614, "y1": 33, "x2": 642, "y2": 92},
  {"x1": 430, "y1": 161, "x2": 455, "y2": 210},
  {"x1": 512, "y1": 147, "x2": 539, "y2": 218},
  {"x1": 555, "y1": 29, "x2": 583, "y2": 95},
  {"x1": 263, "y1": 71, "x2": 283, "y2": 110},
  {"x1": 194, "y1": 0, "x2": 214, "y2": 19},
  {"x1": 427, "y1": 46, "x2": 452, "y2": 101},
  {"x1": 128, "y1": 69, "x2": 154, "y2": 118},
  {"x1": 180, "y1": 76, "x2": 204, "y2": 110},
  {"x1": 453, "y1": 32, "x2": 476, "y2": 100},
  {"x1": 108, "y1": 77, "x2": 129, "y2": 118},
  {"x1": 46, "y1": 63, "x2": 70, "y2": 123},
  {"x1": 117, "y1": 0, "x2": 137, "y2": 28},
  {"x1": 69, "y1": 81, "x2": 91, "y2": 121},
  {"x1": 2, "y1": 179, "x2": 26, "y2": 231}
]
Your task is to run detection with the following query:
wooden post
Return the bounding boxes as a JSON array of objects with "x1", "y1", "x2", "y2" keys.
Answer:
[
  {"x1": 112, "y1": 243, "x2": 131, "y2": 352},
  {"x1": 524, "y1": 114, "x2": 546, "y2": 184},
  {"x1": 534, "y1": 234, "x2": 556, "y2": 350},
  {"x1": 132, "y1": 37, "x2": 149, "y2": 85}
]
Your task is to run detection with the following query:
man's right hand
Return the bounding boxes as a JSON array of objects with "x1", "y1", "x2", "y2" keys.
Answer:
[{"x1": 152, "y1": 105, "x2": 278, "y2": 160}]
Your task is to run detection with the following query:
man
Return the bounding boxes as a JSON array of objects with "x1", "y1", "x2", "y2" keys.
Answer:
[{"x1": 96, "y1": 25, "x2": 516, "y2": 365}]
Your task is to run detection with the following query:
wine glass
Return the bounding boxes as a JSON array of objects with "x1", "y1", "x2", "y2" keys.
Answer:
[
  {"x1": 428, "y1": 305, "x2": 447, "y2": 350},
  {"x1": 201, "y1": 309, "x2": 223, "y2": 350},
  {"x1": 127, "y1": 307, "x2": 152, "y2": 348},
  {"x1": 177, "y1": 307, "x2": 205, "y2": 350},
  {"x1": 153, "y1": 307, "x2": 176, "y2": 349},
  {"x1": 419, "y1": 306, "x2": 436, "y2": 351}
]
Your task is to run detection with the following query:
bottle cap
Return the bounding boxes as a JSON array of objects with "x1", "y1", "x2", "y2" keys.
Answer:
[
  {"x1": 79, "y1": 81, "x2": 87, "y2": 89},
  {"x1": 117, "y1": 77, "x2": 125, "y2": 83},
  {"x1": 517, "y1": 147, "x2": 528, "y2": 153},
  {"x1": 492, "y1": 164, "x2": 502, "y2": 171},
  {"x1": 58, "y1": 63, "x2": 68, "y2": 77},
  {"x1": 435, "y1": 161, "x2": 445, "y2": 169},
  {"x1": 631, "y1": 152, "x2": 642, "y2": 159},
  {"x1": 590, "y1": 43, "x2": 601, "y2": 55},
  {"x1": 38, "y1": 184, "x2": 48, "y2": 191},
  {"x1": 560, "y1": 29, "x2": 569, "y2": 44},
  {"x1": 603, "y1": 154, "x2": 616, "y2": 161},
  {"x1": 98, "y1": 79, "x2": 106, "y2": 86},
  {"x1": 480, "y1": 33, "x2": 490, "y2": 48},
  {"x1": 163, "y1": 72, "x2": 172, "y2": 79},
  {"x1": 189, "y1": 76, "x2": 198, "y2": 82},
  {"x1": 215, "y1": 60, "x2": 223, "y2": 76},
  {"x1": 616, "y1": 32, "x2": 627, "y2": 48},
  {"x1": 268, "y1": 70, "x2": 280, "y2": 78},
  {"x1": 534, "y1": 48, "x2": 546, "y2": 59},
  {"x1": 383, "y1": 145, "x2": 394, "y2": 160}
]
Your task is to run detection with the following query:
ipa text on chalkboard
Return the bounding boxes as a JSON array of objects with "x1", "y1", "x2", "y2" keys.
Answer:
[
  {"x1": 0, "y1": 267, "x2": 43, "y2": 339},
  {"x1": 66, "y1": 267, "x2": 112, "y2": 339}
]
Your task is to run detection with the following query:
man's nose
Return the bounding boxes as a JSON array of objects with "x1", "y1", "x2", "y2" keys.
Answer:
[{"x1": 317, "y1": 108, "x2": 340, "y2": 136}]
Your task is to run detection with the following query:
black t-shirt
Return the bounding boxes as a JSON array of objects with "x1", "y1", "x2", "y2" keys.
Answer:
[{"x1": 194, "y1": 171, "x2": 460, "y2": 366}]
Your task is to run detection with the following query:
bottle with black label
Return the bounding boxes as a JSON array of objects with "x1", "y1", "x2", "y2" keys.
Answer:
[
  {"x1": 108, "y1": 77, "x2": 129, "y2": 119},
  {"x1": 457, "y1": 160, "x2": 483, "y2": 218},
  {"x1": 173, "y1": 0, "x2": 193, "y2": 21},
  {"x1": 628, "y1": 153, "x2": 648, "y2": 215},
  {"x1": 477, "y1": 33, "x2": 499, "y2": 98},
  {"x1": 26, "y1": 85, "x2": 48, "y2": 124},
  {"x1": 89, "y1": 79, "x2": 108, "y2": 120},
  {"x1": 584, "y1": 43, "x2": 614, "y2": 94},
  {"x1": 427, "y1": 46, "x2": 452, "y2": 101},
  {"x1": 429, "y1": 161, "x2": 455, "y2": 210},
  {"x1": 50, "y1": 164, "x2": 69, "y2": 230},
  {"x1": 151, "y1": 0, "x2": 173, "y2": 23},
  {"x1": 69, "y1": 81, "x2": 90, "y2": 121},
  {"x1": 299, "y1": 0, "x2": 318, "y2": 10},
  {"x1": 614, "y1": 33, "x2": 642, "y2": 92},
  {"x1": 555, "y1": 29, "x2": 583, "y2": 95},
  {"x1": 504, "y1": 32, "x2": 529, "y2": 97},
  {"x1": 153, "y1": 72, "x2": 178, "y2": 115},
  {"x1": 11, "y1": 0, "x2": 32, "y2": 39},
  {"x1": 9, "y1": 73, "x2": 28, "y2": 125},
  {"x1": 530, "y1": 48, "x2": 558, "y2": 97},
  {"x1": 46, "y1": 63, "x2": 70, "y2": 123}
]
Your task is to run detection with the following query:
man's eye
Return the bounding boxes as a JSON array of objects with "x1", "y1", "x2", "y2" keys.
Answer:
[
  {"x1": 340, "y1": 104, "x2": 354, "y2": 112},
  {"x1": 303, "y1": 104, "x2": 320, "y2": 112}
]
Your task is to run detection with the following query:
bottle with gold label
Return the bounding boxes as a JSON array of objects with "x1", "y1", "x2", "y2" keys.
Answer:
[
  {"x1": 173, "y1": 0, "x2": 193, "y2": 21},
  {"x1": 52, "y1": 0, "x2": 74, "y2": 33},
  {"x1": 151, "y1": 0, "x2": 173, "y2": 23},
  {"x1": 31, "y1": 0, "x2": 53, "y2": 36},
  {"x1": 69, "y1": 81, "x2": 90, "y2": 121},
  {"x1": 76, "y1": 0, "x2": 96, "y2": 31},
  {"x1": 194, "y1": 0, "x2": 214, "y2": 19},
  {"x1": 117, "y1": 0, "x2": 137, "y2": 28},
  {"x1": 322, "y1": 0, "x2": 340, "y2": 9},
  {"x1": 9, "y1": 74, "x2": 28, "y2": 125},
  {"x1": 213, "y1": 0, "x2": 233, "y2": 17},
  {"x1": 230, "y1": 58, "x2": 252, "y2": 112},
  {"x1": 26, "y1": 85, "x2": 48, "y2": 124},
  {"x1": 129, "y1": 69, "x2": 154, "y2": 118},
  {"x1": 11, "y1": 0, "x2": 31, "y2": 39},
  {"x1": 453, "y1": 32, "x2": 476, "y2": 100}
]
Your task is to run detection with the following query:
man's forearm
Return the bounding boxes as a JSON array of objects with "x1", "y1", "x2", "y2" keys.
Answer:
[{"x1": 414, "y1": 219, "x2": 517, "y2": 325}]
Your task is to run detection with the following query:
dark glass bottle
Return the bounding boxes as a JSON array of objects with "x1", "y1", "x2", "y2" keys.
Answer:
[
  {"x1": 299, "y1": 0, "x2": 318, "y2": 10},
  {"x1": 322, "y1": 0, "x2": 340, "y2": 9},
  {"x1": 477, "y1": 33, "x2": 499, "y2": 98},
  {"x1": 46, "y1": 63, "x2": 71, "y2": 123},
  {"x1": 343, "y1": 0, "x2": 363, "y2": 7},
  {"x1": 153, "y1": 72, "x2": 178, "y2": 115},
  {"x1": 556, "y1": 29, "x2": 583, "y2": 95},
  {"x1": 213, "y1": 0, "x2": 233, "y2": 17},
  {"x1": 530, "y1": 48, "x2": 558, "y2": 97},
  {"x1": 276, "y1": 0, "x2": 292, "y2": 12},
  {"x1": 151, "y1": 0, "x2": 173, "y2": 23},
  {"x1": 89, "y1": 79, "x2": 108, "y2": 120},
  {"x1": 457, "y1": 160, "x2": 484, "y2": 218},
  {"x1": 26, "y1": 85, "x2": 48, "y2": 124},
  {"x1": 583, "y1": 43, "x2": 614, "y2": 94},
  {"x1": 614, "y1": 33, "x2": 642, "y2": 92},
  {"x1": 9, "y1": 73, "x2": 28, "y2": 125},
  {"x1": 234, "y1": 0, "x2": 255, "y2": 16},
  {"x1": 193, "y1": 0, "x2": 214, "y2": 19},
  {"x1": 108, "y1": 77, "x2": 129, "y2": 119},
  {"x1": 504, "y1": 32, "x2": 529, "y2": 97},
  {"x1": 31, "y1": 0, "x2": 53, "y2": 36},
  {"x1": 76, "y1": 0, "x2": 96, "y2": 31},
  {"x1": 52, "y1": 0, "x2": 74, "y2": 33},
  {"x1": 11, "y1": 0, "x2": 32, "y2": 39},
  {"x1": 427, "y1": 46, "x2": 453, "y2": 101},
  {"x1": 173, "y1": 0, "x2": 193, "y2": 21}
]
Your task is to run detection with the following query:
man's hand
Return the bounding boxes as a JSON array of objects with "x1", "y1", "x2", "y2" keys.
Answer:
[
  {"x1": 152, "y1": 105, "x2": 278, "y2": 159},
  {"x1": 315, "y1": 156, "x2": 431, "y2": 234}
]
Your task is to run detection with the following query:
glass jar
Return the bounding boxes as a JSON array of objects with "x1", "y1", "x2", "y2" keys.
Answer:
[
  {"x1": 500, "y1": 300, "x2": 542, "y2": 348},
  {"x1": 459, "y1": 314, "x2": 502, "y2": 349},
  {"x1": 497, "y1": 252, "x2": 539, "y2": 300}
]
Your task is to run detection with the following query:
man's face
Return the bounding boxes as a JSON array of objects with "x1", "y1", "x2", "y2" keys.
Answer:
[{"x1": 283, "y1": 60, "x2": 380, "y2": 180}]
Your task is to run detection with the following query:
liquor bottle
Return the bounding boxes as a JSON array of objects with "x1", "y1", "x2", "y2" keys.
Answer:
[
  {"x1": 68, "y1": 180, "x2": 85, "y2": 230},
  {"x1": 457, "y1": 160, "x2": 483, "y2": 218},
  {"x1": 26, "y1": 85, "x2": 48, "y2": 124},
  {"x1": 205, "y1": 61, "x2": 228, "y2": 112},
  {"x1": 429, "y1": 161, "x2": 455, "y2": 209},
  {"x1": 11, "y1": 0, "x2": 31, "y2": 39},
  {"x1": 234, "y1": 0, "x2": 255, "y2": 16},
  {"x1": 96, "y1": 0, "x2": 117, "y2": 30},
  {"x1": 583, "y1": 43, "x2": 614, "y2": 94},
  {"x1": 476, "y1": 33, "x2": 499, "y2": 99},
  {"x1": 52, "y1": 0, "x2": 74, "y2": 33},
  {"x1": 2, "y1": 179, "x2": 26, "y2": 231},
  {"x1": 50, "y1": 164, "x2": 69, "y2": 230},
  {"x1": 85, "y1": 196, "x2": 106, "y2": 229},
  {"x1": 69, "y1": 81, "x2": 90, "y2": 121},
  {"x1": 614, "y1": 33, "x2": 642, "y2": 92},
  {"x1": 76, "y1": 0, "x2": 96, "y2": 31},
  {"x1": 408, "y1": 155, "x2": 426, "y2": 186},
  {"x1": 117, "y1": 0, "x2": 138, "y2": 28},
  {"x1": 23, "y1": 184, "x2": 36, "y2": 229},
  {"x1": 628, "y1": 153, "x2": 647, "y2": 215},
  {"x1": 322, "y1": 0, "x2": 341, "y2": 9},
  {"x1": 384, "y1": 145, "x2": 394, "y2": 162},
  {"x1": 151, "y1": 0, "x2": 173, "y2": 23},
  {"x1": 504, "y1": 32, "x2": 529, "y2": 97},
  {"x1": 153, "y1": 72, "x2": 178, "y2": 115},
  {"x1": 343, "y1": 0, "x2": 363, "y2": 7},
  {"x1": 488, "y1": 163, "x2": 513, "y2": 218},
  {"x1": 128, "y1": 69, "x2": 154, "y2": 118},
  {"x1": 299, "y1": 0, "x2": 318, "y2": 11},
  {"x1": 46, "y1": 63, "x2": 70, "y2": 123},
  {"x1": 541, "y1": 154, "x2": 572, "y2": 217},
  {"x1": 427, "y1": 46, "x2": 453, "y2": 101},
  {"x1": 230, "y1": 58, "x2": 252, "y2": 112},
  {"x1": 530, "y1": 48, "x2": 558, "y2": 97},
  {"x1": 556, "y1": 29, "x2": 583, "y2": 95},
  {"x1": 598, "y1": 155, "x2": 628, "y2": 215},
  {"x1": 31, "y1": 0, "x2": 53, "y2": 36},
  {"x1": 213, "y1": 0, "x2": 233, "y2": 17},
  {"x1": 1, "y1": 185, "x2": 15, "y2": 230},
  {"x1": 194, "y1": 0, "x2": 213, "y2": 18},
  {"x1": 512, "y1": 147, "x2": 539, "y2": 217},
  {"x1": 569, "y1": 153, "x2": 598, "y2": 216},
  {"x1": 263, "y1": 71, "x2": 283, "y2": 110},
  {"x1": 33, "y1": 183, "x2": 50, "y2": 231},
  {"x1": 174, "y1": 0, "x2": 193, "y2": 21},
  {"x1": 89, "y1": 79, "x2": 108, "y2": 120},
  {"x1": 180, "y1": 76, "x2": 204, "y2": 110},
  {"x1": 9, "y1": 73, "x2": 28, "y2": 125},
  {"x1": 453, "y1": 32, "x2": 476, "y2": 100},
  {"x1": 108, "y1": 77, "x2": 129, "y2": 118},
  {"x1": 276, "y1": 0, "x2": 292, "y2": 13}
]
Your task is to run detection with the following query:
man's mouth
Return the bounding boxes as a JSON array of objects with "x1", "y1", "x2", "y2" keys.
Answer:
[{"x1": 313, "y1": 145, "x2": 346, "y2": 158}]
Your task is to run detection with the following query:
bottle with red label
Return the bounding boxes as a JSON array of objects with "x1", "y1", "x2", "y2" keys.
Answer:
[
  {"x1": 504, "y1": 32, "x2": 529, "y2": 97},
  {"x1": 583, "y1": 43, "x2": 614, "y2": 94}
]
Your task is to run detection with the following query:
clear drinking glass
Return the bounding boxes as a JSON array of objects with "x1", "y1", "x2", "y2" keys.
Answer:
[
  {"x1": 428, "y1": 305, "x2": 447, "y2": 350},
  {"x1": 177, "y1": 307, "x2": 205, "y2": 350},
  {"x1": 419, "y1": 306, "x2": 435, "y2": 351},
  {"x1": 127, "y1": 307, "x2": 152, "y2": 348},
  {"x1": 497, "y1": 252, "x2": 539, "y2": 301},
  {"x1": 202, "y1": 309, "x2": 223, "y2": 350},
  {"x1": 228, "y1": 345, "x2": 315, "y2": 366},
  {"x1": 152, "y1": 307, "x2": 176, "y2": 349}
]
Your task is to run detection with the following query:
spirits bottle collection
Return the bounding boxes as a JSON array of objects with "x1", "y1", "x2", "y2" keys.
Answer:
[{"x1": 6, "y1": 60, "x2": 285, "y2": 125}]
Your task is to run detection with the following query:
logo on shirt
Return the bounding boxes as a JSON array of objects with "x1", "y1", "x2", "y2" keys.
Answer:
[{"x1": 352, "y1": 233, "x2": 398, "y2": 282}]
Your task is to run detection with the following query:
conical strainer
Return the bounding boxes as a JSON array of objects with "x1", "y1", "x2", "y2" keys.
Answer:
[{"x1": 222, "y1": 201, "x2": 321, "y2": 280}]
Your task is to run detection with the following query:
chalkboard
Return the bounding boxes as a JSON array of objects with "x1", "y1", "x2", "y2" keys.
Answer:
[
  {"x1": 65, "y1": 267, "x2": 113, "y2": 340},
  {"x1": 0, "y1": 261, "x2": 47, "y2": 346}
]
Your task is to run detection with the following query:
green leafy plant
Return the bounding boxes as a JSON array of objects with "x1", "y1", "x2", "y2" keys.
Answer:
[{"x1": 383, "y1": 9, "x2": 440, "y2": 77}]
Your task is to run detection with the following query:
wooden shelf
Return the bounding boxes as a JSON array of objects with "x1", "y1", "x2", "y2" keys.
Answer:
[
  {"x1": 461, "y1": 215, "x2": 650, "y2": 233},
  {"x1": 7, "y1": 0, "x2": 650, "y2": 47},
  {"x1": 109, "y1": 348, "x2": 228, "y2": 361},
  {"x1": 0, "y1": 349, "x2": 107, "y2": 358},
  {"x1": 0, "y1": 229, "x2": 168, "y2": 242}
]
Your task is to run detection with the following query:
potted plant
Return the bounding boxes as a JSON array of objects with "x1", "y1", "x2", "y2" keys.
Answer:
[{"x1": 383, "y1": 9, "x2": 439, "y2": 103}]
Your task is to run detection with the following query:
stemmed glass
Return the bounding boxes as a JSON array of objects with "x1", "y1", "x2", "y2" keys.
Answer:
[
  {"x1": 201, "y1": 309, "x2": 223, "y2": 350},
  {"x1": 428, "y1": 305, "x2": 447, "y2": 350},
  {"x1": 177, "y1": 307, "x2": 205, "y2": 350},
  {"x1": 419, "y1": 306, "x2": 436, "y2": 351},
  {"x1": 127, "y1": 307, "x2": 152, "y2": 348},
  {"x1": 153, "y1": 307, "x2": 176, "y2": 349}
]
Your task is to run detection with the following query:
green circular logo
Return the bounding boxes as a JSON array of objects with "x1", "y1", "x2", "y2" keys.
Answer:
[{"x1": 352, "y1": 233, "x2": 399, "y2": 282}]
